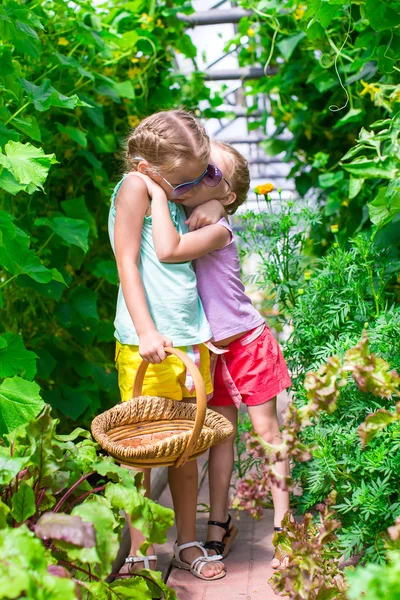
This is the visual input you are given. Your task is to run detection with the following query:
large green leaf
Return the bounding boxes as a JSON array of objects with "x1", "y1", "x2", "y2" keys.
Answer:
[
  {"x1": 368, "y1": 182, "x2": 400, "y2": 229},
  {"x1": 12, "y1": 116, "x2": 42, "y2": 142},
  {"x1": 0, "y1": 141, "x2": 57, "y2": 189},
  {"x1": 105, "y1": 483, "x2": 174, "y2": 553},
  {"x1": 365, "y1": 0, "x2": 400, "y2": 31},
  {"x1": 55, "y1": 52, "x2": 94, "y2": 80},
  {"x1": 57, "y1": 123, "x2": 88, "y2": 148},
  {"x1": 0, "y1": 377, "x2": 44, "y2": 437},
  {"x1": 0, "y1": 123, "x2": 20, "y2": 147},
  {"x1": 71, "y1": 496, "x2": 119, "y2": 573},
  {"x1": 0, "y1": 332, "x2": 38, "y2": 380},
  {"x1": 341, "y1": 157, "x2": 398, "y2": 179},
  {"x1": 35, "y1": 216, "x2": 90, "y2": 252},
  {"x1": 61, "y1": 196, "x2": 97, "y2": 237},
  {"x1": 19, "y1": 78, "x2": 90, "y2": 112},
  {"x1": 277, "y1": 32, "x2": 306, "y2": 60},
  {"x1": 0, "y1": 211, "x2": 56, "y2": 283}
]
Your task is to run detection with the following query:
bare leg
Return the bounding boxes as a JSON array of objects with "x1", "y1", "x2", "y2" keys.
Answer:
[
  {"x1": 168, "y1": 459, "x2": 225, "y2": 578},
  {"x1": 119, "y1": 468, "x2": 156, "y2": 574},
  {"x1": 247, "y1": 398, "x2": 290, "y2": 568},
  {"x1": 206, "y1": 405, "x2": 238, "y2": 552},
  {"x1": 247, "y1": 398, "x2": 290, "y2": 526}
]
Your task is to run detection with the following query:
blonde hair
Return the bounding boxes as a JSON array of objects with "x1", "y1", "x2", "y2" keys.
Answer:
[
  {"x1": 213, "y1": 141, "x2": 250, "y2": 214},
  {"x1": 125, "y1": 110, "x2": 210, "y2": 174}
]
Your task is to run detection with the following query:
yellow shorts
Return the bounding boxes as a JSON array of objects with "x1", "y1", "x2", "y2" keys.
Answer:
[{"x1": 115, "y1": 341, "x2": 213, "y2": 402}]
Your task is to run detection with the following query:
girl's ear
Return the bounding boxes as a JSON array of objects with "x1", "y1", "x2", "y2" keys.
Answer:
[
  {"x1": 137, "y1": 160, "x2": 150, "y2": 174},
  {"x1": 220, "y1": 190, "x2": 236, "y2": 207}
]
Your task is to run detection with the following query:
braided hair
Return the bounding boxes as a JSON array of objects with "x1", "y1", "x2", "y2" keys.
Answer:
[{"x1": 125, "y1": 110, "x2": 210, "y2": 174}]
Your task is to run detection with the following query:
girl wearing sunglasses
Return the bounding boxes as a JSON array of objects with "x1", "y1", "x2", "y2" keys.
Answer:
[
  {"x1": 109, "y1": 110, "x2": 227, "y2": 581},
  {"x1": 138, "y1": 140, "x2": 292, "y2": 570}
]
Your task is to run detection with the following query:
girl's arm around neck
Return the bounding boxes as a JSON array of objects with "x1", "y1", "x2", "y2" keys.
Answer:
[
  {"x1": 151, "y1": 192, "x2": 230, "y2": 263},
  {"x1": 114, "y1": 175, "x2": 171, "y2": 363}
]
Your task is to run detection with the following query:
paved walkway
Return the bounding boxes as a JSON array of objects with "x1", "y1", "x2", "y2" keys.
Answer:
[{"x1": 157, "y1": 452, "x2": 282, "y2": 600}]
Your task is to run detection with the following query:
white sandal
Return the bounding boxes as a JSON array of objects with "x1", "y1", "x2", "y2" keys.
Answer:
[
  {"x1": 172, "y1": 541, "x2": 226, "y2": 581},
  {"x1": 125, "y1": 554, "x2": 158, "y2": 570}
]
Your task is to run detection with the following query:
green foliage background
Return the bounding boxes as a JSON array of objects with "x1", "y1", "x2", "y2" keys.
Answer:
[
  {"x1": 217, "y1": 0, "x2": 400, "y2": 246},
  {"x1": 0, "y1": 0, "x2": 212, "y2": 432}
]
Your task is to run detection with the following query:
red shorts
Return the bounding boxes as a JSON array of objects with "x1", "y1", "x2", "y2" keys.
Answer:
[{"x1": 208, "y1": 326, "x2": 292, "y2": 408}]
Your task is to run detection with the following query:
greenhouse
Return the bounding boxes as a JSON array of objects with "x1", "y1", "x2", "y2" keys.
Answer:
[{"x1": 0, "y1": 0, "x2": 399, "y2": 598}]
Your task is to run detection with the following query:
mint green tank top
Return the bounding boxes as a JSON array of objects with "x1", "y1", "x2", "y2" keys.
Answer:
[{"x1": 108, "y1": 177, "x2": 212, "y2": 346}]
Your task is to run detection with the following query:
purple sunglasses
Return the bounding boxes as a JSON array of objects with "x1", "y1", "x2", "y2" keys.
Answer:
[{"x1": 135, "y1": 159, "x2": 229, "y2": 198}]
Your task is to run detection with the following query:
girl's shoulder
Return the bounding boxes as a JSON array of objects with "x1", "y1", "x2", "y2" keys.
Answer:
[{"x1": 113, "y1": 173, "x2": 151, "y2": 216}]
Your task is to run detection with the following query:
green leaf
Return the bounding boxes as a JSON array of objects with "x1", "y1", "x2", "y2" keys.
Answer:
[
  {"x1": 12, "y1": 116, "x2": 42, "y2": 142},
  {"x1": 0, "y1": 447, "x2": 29, "y2": 486},
  {"x1": 113, "y1": 80, "x2": 135, "y2": 99},
  {"x1": 57, "y1": 123, "x2": 88, "y2": 148},
  {"x1": 61, "y1": 196, "x2": 97, "y2": 237},
  {"x1": 368, "y1": 182, "x2": 400, "y2": 229},
  {"x1": 0, "y1": 141, "x2": 57, "y2": 190},
  {"x1": 19, "y1": 78, "x2": 90, "y2": 112},
  {"x1": 11, "y1": 481, "x2": 36, "y2": 523},
  {"x1": 277, "y1": 32, "x2": 306, "y2": 60},
  {"x1": 376, "y1": 45, "x2": 396, "y2": 74},
  {"x1": 35, "y1": 216, "x2": 90, "y2": 252},
  {"x1": 0, "y1": 47, "x2": 14, "y2": 76},
  {"x1": 46, "y1": 385, "x2": 92, "y2": 420},
  {"x1": 0, "y1": 123, "x2": 20, "y2": 147},
  {"x1": 89, "y1": 260, "x2": 118, "y2": 285},
  {"x1": 341, "y1": 157, "x2": 398, "y2": 179},
  {"x1": 349, "y1": 177, "x2": 364, "y2": 200},
  {"x1": 0, "y1": 526, "x2": 77, "y2": 599},
  {"x1": 105, "y1": 483, "x2": 174, "y2": 553},
  {"x1": 0, "y1": 499, "x2": 10, "y2": 528},
  {"x1": 71, "y1": 497, "x2": 119, "y2": 573},
  {"x1": 365, "y1": 0, "x2": 400, "y2": 31},
  {"x1": 0, "y1": 376, "x2": 44, "y2": 437},
  {"x1": 55, "y1": 52, "x2": 94, "y2": 80},
  {"x1": 0, "y1": 167, "x2": 27, "y2": 195},
  {"x1": 333, "y1": 108, "x2": 363, "y2": 129},
  {"x1": 318, "y1": 171, "x2": 344, "y2": 189},
  {"x1": 358, "y1": 409, "x2": 397, "y2": 446},
  {"x1": 0, "y1": 212, "x2": 54, "y2": 282},
  {"x1": 175, "y1": 33, "x2": 197, "y2": 58},
  {"x1": 0, "y1": 333, "x2": 38, "y2": 380}
]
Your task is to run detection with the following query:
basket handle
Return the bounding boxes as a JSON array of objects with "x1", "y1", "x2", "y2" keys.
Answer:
[{"x1": 132, "y1": 346, "x2": 207, "y2": 468}]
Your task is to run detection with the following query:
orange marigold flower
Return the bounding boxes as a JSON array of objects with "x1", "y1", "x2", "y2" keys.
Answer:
[{"x1": 255, "y1": 183, "x2": 275, "y2": 195}]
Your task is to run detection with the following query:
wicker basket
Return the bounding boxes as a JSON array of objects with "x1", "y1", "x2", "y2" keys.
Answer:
[{"x1": 91, "y1": 347, "x2": 234, "y2": 468}]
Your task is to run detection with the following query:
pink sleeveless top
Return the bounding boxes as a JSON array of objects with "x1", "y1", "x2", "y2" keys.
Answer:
[{"x1": 194, "y1": 219, "x2": 264, "y2": 342}]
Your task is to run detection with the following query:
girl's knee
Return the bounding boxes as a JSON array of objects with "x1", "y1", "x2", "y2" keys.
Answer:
[{"x1": 252, "y1": 422, "x2": 281, "y2": 445}]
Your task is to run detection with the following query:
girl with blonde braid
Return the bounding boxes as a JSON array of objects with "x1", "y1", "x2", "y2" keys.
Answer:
[{"x1": 108, "y1": 110, "x2": 228, "y2": 580}]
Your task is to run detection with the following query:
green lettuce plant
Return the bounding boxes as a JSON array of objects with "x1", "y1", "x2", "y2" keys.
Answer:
[{"x1": 0, "y1": 405, "x2": 175, "y2": 599}]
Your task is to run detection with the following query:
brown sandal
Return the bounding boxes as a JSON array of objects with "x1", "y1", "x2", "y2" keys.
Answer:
[{"x1": 204, "y1": 514, "x2": 238, "y2": 559}]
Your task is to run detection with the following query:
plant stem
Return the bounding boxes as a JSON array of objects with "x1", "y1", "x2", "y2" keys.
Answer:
[
  {"x1": 5, "y1": 102, "x2": 31, "y2": 125},
  {"x1": 67, "y1": 484, "x2": 107, "y2": 510},
  {"x1": 0, "y1": 275, "x2": 17, "y2": 290},
  {"x1": 53, "y1": 472, "x2": 95, "y2": 513}
]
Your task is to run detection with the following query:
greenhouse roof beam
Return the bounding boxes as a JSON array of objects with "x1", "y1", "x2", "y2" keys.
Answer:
[
  {"x1": 177, "y1": 9, "x2": 253, "y2": 26},
  {"x1": 202, "y1": 67, "x2": 275, "y2": 80}
]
